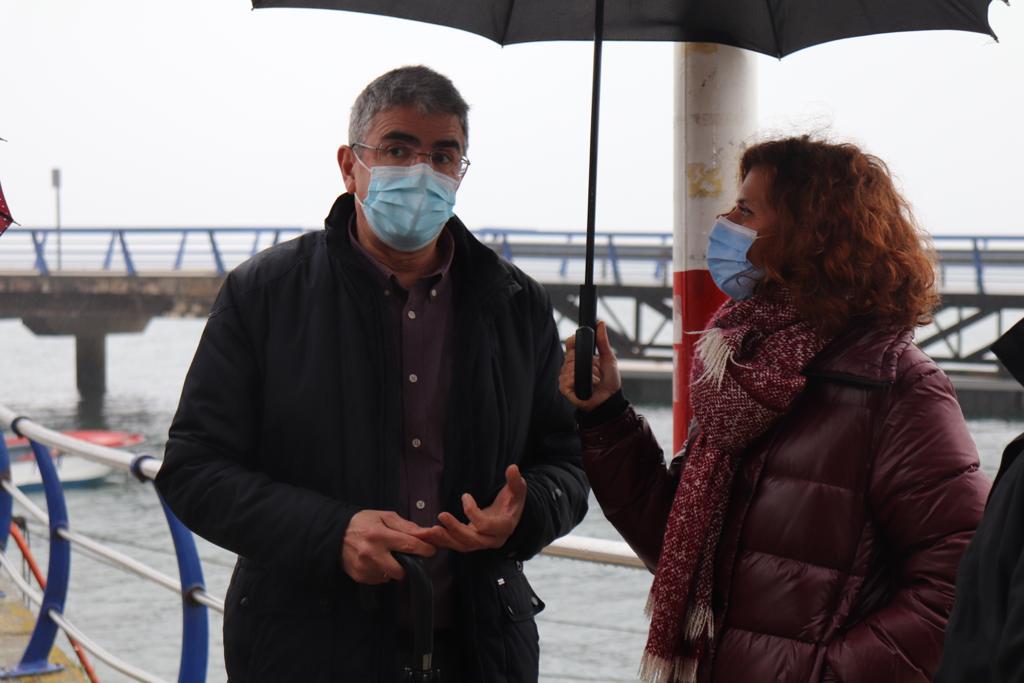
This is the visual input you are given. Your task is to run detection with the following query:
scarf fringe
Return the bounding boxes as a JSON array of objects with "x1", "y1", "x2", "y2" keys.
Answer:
[
  {"x1": 694, "y1": 328, "x2": 731, "y2": 390},
  {"x1": 639, "y1": 652, "x2": 699, "y2": 683},
  {"x1": 683, "y1": 602, "x2": 714, "y2": 642}
]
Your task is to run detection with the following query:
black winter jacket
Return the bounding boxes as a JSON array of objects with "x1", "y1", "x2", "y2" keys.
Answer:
[
  {"x1": 935, "y1": 318, "x2": 1023, "y2": 683},
  {"x1": 155, "y1": 194, "x2": 588, "y2": 682}
]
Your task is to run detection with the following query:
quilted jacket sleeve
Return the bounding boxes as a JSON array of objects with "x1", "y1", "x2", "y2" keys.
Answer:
[
  {"x1": 156, "y1": 273, "x2": 358, "y2": 586},
  {"x1": 578, "y1": 406, "x2": 679, "y2": 572},
  {"x1": 823, "y1": 359, "x2": 989, "y2": 681}
]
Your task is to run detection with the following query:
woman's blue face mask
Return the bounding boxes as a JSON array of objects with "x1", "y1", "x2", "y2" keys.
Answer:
[{"x1": 706, "y1": 217, "x2": 764, "y2": 300}]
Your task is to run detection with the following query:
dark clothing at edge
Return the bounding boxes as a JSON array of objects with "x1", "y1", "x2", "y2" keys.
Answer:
[
  {"x1": 936, "y1": 316, "x2": 1024, "y2": 682},
  {"x1": 155, "y1": 193, "x2": 589, "y2": 682},
  {"x1": 935, "y1": 434, "x2": 1024, "y2": 682}
]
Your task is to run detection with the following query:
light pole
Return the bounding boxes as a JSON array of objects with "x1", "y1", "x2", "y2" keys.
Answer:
[{"x1": 52, "y1": 168, "x2": 62, "y2": 272}]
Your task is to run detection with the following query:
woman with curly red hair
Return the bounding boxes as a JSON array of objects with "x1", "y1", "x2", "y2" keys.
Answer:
[{"x1": 561, "y1": 136, "x2": 988, "y2": 683}]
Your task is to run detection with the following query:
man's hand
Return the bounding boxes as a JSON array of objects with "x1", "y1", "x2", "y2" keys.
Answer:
[
  {"x1": 341, "y1": 510, "x2": 436, "y2": 584},
  {"x1": 559, "y1": 320, "x2": 621, "y2": 411},
  {"x1": 413, "y1": 465, "x2": 528, "y2": 553}
]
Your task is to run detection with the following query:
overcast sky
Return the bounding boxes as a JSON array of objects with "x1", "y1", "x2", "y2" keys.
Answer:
[{"x1": 1, "y1": 1, "x2": 1021, "y2": 236}]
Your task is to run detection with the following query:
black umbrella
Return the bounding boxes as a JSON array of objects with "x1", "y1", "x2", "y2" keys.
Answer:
[{"x1": 252, "y1": 0, "x2": 1003, "y2": 398}]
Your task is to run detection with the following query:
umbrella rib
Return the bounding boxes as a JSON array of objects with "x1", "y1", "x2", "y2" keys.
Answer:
[
  {"x1": 498, "y1": 0, "x2": 519, "y2": 45},
  {"x1": 763, "y1": 0, "x2": 783, "y2": 58}
]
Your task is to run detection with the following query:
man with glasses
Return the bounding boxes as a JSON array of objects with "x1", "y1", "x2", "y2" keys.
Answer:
[{"x1": 156, "y1": 66, "x2": 588, "y2": 682}]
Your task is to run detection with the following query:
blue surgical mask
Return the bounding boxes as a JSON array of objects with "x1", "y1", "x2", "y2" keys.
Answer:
[
  {"x1": 355, "y1": 158, "x2": 458, "y2": 252},
  {"x1": 707, "y1": 217, "x2": 763, "y2": 300}
]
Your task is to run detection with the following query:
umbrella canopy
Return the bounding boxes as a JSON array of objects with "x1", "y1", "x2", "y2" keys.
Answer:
[
  {"x1": 252, "y1": 1, "x2": 998, "y2": 55},
  {"x1": 252, "y1": 0, "x2": 1005, "y2": 399}
]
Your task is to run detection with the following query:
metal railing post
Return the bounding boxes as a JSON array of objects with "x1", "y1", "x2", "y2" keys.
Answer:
[
  {"x1": 208, "y1": 231, "x2": 226, "y2": 276},
  {"x1": 655, "y1": 234, "x2": 669, "y2": 283},
  {"x1": 971, "y1": 238, "x2": 985, "y2": 294},
  {"x1": 1, "y1": 439, "x2": 71, "y2": 678},
  {"x1": 103, "y1": 233, "x2": 117, "y2": 270},
  {"x1": 157, "y1": 495, "x2": 208, "y2": 683},
  {"x1": 118, "y1": 231, "x2": 137, "y2": 276},
  {"x1": 560, "y1": 234, "x2": 571, "y2": 278},
  {"x1": 501, "y1": 233, "x2": 513, "y2": 261},
  {"x1": 0, "y1": 429, "x2": 13, "y2": 553},
  {"x1": 175, "y1": 232, "x2": 189, "y2": 271},
  {"x1": 30, "y1": 231, "x2": 50, "y2": 276},
  {"x1": 608, "y1": 235, "x2": 621, "y2": 285}
]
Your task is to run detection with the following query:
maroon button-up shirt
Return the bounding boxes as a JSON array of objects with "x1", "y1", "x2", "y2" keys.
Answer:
[{"x1": 349, "y1": 219, "x2": 456, "y2": 628}]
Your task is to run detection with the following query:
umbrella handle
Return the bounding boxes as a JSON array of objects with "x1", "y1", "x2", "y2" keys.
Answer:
[
  {"x1": 574, "y1": 326, "x2": 596, "y2": 401},
  {"x1": 575, "y1": 283, "x2": 597, "y2": 400},
  {"x1": 393, "y1": 552, "x2": 437, "y2": 680}
]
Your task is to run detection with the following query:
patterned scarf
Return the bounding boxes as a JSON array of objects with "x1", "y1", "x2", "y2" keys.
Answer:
[{"x1": 639, "y1": 292, "x2": 831, "y2": 683}]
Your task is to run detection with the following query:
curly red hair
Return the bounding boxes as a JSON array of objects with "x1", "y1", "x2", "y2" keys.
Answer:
[{"x1": 742, "y1": 136, "x2": 939, "y2": 336}]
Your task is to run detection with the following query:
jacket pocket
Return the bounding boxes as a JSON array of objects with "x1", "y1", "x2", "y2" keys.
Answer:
[
  {"x1": 497, "y1": 561, "x2": 545, "y2": 622},
  {"x1": 223, "y1": 562, "x2": 258, "y2": 681},
  {"x1": 495, "y1": 560, "x2": 543, "y2": 683}
]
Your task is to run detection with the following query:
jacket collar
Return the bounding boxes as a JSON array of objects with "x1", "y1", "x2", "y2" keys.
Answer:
[
  {"x1": 992, "y1": 315, "x2": 1024, "y2": 389},
  {"x1": 993, "y1": 433, "x2": 1024, "y2": 495},
  {"x1": 804, "y1": 323, "x2": 914, "y2": 386},
  {"x1": 323, "y1": 193, "x2": 519, "y2": 304}
]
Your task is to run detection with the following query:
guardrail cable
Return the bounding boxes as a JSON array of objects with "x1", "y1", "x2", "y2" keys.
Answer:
[
  {"x1": 7, "y1": 523, "x2": 101, "y2": 682},
  {"x1": 1, "y1": 480, "x2": 225, "y2": 613},
  {"x1": 0, "y1": 550, "x2": 167, "y2": 683},
  {"x1": 0, "y1": 405, "x2": 652, "y2": 682}
]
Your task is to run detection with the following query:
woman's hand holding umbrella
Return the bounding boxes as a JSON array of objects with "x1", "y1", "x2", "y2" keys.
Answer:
[{"x1": 560, "y1": 320, "x2": 621, "y2": 411}]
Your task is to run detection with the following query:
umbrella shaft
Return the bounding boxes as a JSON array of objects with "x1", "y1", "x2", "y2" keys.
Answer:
[{"x1": 584, "y1": 0, "x2": 604, "y2": 287}]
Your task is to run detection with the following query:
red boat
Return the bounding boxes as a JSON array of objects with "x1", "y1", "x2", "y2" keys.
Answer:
[{"x1": 3, "y1": 430, "x2": 144, "y2": 491}]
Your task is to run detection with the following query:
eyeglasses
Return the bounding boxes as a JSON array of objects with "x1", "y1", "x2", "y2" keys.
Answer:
[{"x1": 352, "y1": 141, "x2": 471, "y2": 178}]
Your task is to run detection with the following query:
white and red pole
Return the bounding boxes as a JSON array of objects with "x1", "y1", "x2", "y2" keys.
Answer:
[{"x1": 672, "y1": 44, "x2": 757, "y2": 453}]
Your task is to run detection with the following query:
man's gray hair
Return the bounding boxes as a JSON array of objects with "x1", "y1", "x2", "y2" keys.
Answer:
[{"x1": 349, "y1": 66, "x2": 470, "y2": 150}]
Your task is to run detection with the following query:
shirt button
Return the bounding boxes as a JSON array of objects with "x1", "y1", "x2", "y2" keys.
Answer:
[
  {"x1": 407, "y1": 310, "x2": 417, "y2": 320},
  {"x1": 409, "y1": 373, "x2": 418, "y2": 383},
  {"x1": 430, "y1": 289, "x2": 438, "y2": 298},
  {"x1": 384, "y1": 289, "x2": 391, "y2": 296},
  {"x1": 415, "y1": 500, "x2": 426, "y2": 510},
  {"x1": 412, "y1": 438, "x2": 422, "y2": 448}
]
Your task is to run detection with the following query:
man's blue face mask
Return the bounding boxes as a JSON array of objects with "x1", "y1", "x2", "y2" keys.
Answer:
[
  {"x1": 355, "y1": 156, "x2": 458, "y2": 252},
  {"x1": 706, "y1": 217, "x2": 764, "y2": 300}
]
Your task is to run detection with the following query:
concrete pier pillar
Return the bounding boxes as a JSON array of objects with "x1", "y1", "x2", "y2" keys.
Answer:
[{"x1": 75, "y1": 334, "x2": 106, "y2": 400}]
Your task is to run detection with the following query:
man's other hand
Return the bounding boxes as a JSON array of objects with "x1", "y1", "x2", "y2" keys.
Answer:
[
  {"x1": 413, "y1": 465, "x2": 528, "y2": 553},
  {"x1": 341, "y1": 510, "x2": 436, "y2": 585}
]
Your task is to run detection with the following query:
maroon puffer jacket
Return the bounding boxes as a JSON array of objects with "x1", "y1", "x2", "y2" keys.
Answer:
[{"x1": 581, "y1": 326, "x2": 988, "y2": 682}]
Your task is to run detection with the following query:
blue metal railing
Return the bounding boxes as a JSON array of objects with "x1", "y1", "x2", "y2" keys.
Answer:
[
  {"x1": 475, "y1": 227, "x2": 674, "y2": 286},
  {"x1": 476, "y1": 229, "x2": 1024, "y2": 292},
  {"x1": 927, "y1": 235, "x2": 1024, "y2": 295},
  {"x1": 1, "y1": 226, "x2": 1023, "y2": 292},
  {"x1": 0, "y1": 405, "x2": 642, "y2": 681},
  {"x1": 0, "y1": 407, "x2": 220, "y2": 682},
  {"x1": 0, "y1": 227, "x2": 305, "y2": 277},
  {"x1": 14, "y1": 439, "x2": 72, "y2": 678}
]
